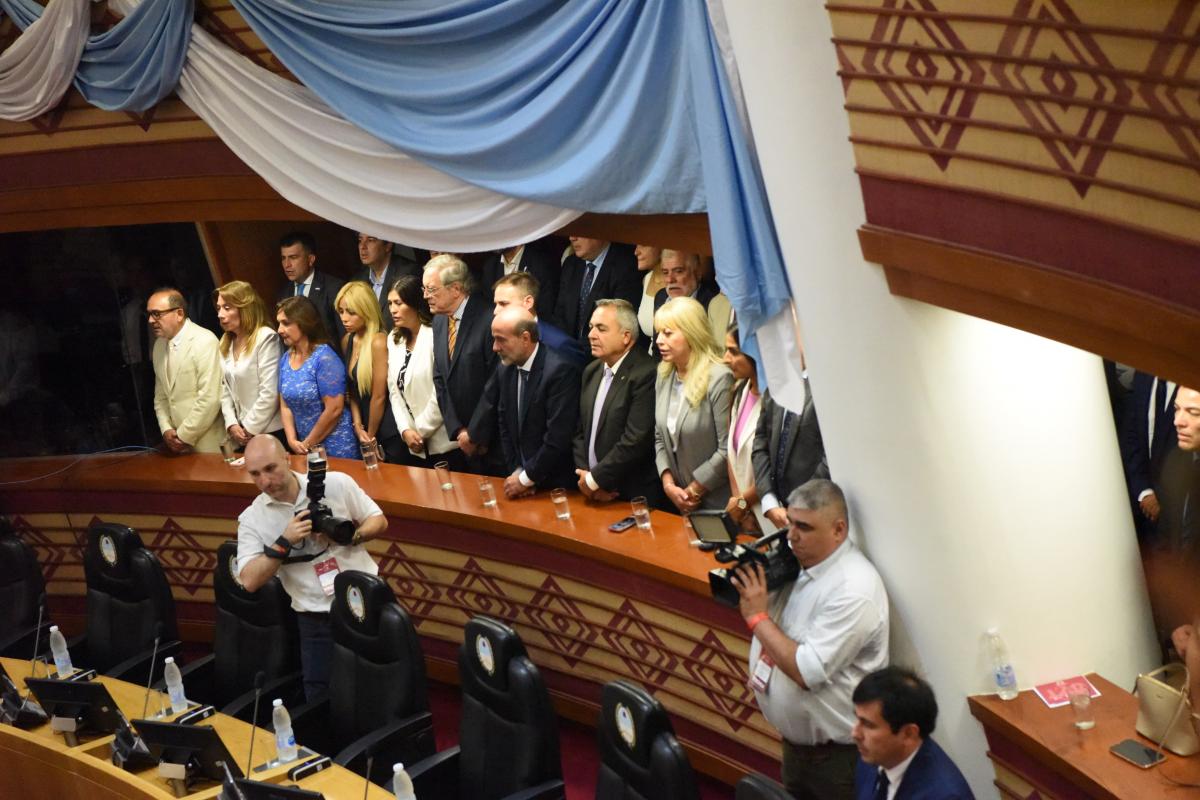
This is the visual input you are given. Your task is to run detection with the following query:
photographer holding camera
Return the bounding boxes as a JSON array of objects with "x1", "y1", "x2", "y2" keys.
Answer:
[
  {"x1": 236, "y1": 434, "x2": 386, "y2": 699},
  {"x1": 731, "y1": 479, "x2": 889, "y2": 800}
]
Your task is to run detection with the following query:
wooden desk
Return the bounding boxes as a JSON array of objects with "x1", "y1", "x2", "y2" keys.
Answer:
[
  {"x1": 969, "y1": 674, "x2": 1200, "y2": 799},
  {"x1": 0, "y1": 657, "x2": 391, "y2": 799},
  {"x1": 0, "y1": 453, "x2": 778, "y2": 783}
]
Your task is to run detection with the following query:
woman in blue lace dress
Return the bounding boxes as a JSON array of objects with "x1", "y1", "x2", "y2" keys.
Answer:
[{"x1": 276, "y1": 296, "x2": 358, "y2": 459}]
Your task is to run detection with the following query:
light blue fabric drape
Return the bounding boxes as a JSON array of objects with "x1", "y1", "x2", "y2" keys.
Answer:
[
  {"x1": 1, "y1": 0, "x2": 191, "y2": 111},
  {"x1": 230, "y1": 0, "x2": 792, "y2": 376}
]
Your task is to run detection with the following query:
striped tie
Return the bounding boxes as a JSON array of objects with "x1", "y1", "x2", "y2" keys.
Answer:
[{"x1": 447, "y1": 315, "x2": 459, "y2": 358}]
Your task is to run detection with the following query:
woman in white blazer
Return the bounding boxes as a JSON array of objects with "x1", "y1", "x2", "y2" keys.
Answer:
[
  {"x1": 385, "y1": 276, "x2": 456, "y2": 467},
  {"x1": 214, "y1": 281, "x2": 283, "y2": 448}
]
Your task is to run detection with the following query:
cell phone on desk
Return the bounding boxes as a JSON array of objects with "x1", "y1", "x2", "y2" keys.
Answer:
[
  {"x1": 1110, "y1": 738, "x2": 1165, "y2": 768},
  {"x1": 609, "y1": 516, "x2": 637, "y2": 532}
]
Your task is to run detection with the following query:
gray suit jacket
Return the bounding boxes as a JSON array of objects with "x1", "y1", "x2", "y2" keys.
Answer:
[
  {"x1": 654, "y1": 364, "x2": 733, "y2": 510},
  {"x1": 752, "y1": 384, "x2": 828, "y2": 508}
]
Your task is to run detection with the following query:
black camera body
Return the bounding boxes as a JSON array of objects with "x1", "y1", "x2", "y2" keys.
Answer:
[
  {"x1": 305, "y1": 453, "x2": 356, "y2": 546},
  {"x1": 708, "y1": 529, "x2": 800, "y2": 608}
]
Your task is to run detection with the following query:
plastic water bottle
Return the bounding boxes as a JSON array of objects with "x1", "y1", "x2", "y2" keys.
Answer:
[
  {"x1": 48, "y1": 625, "x2": 73, "y2": 677},
  {"x1": 393, "y1": 762, "x2": 416, "y2": 800},
  {"x1": 163, "y1": 657, "x2": 187, "y2": 713},
  {"x1": 987, "y1": 627, "x2": 1019, "y2": 700},
  {"x1": 272, "y1": 698, "x2": 299, "y2": 763}
]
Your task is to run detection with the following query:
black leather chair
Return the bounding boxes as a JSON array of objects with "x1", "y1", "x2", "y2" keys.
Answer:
[
  {"x1": 595, "y1": 679, "x2": 699, "y2": 800},
  {"x1": 72, "y1": 523, "x2": 181, "y2": 682},
  {"x1": 290, "y1": 571, "x2": 435, "y2": 787},
  {"x1": 405, "y1": 616, "x2": 564, "y2": 800},
  {"x1": 735, "y1": 772, "x2": 793, "y2": 800},
  {"x1": 173, "y1": 541, "x2": 303, "y2": 723},
  {"x1": 0, "y1": 520, "x2": 50, "y2": 659}
]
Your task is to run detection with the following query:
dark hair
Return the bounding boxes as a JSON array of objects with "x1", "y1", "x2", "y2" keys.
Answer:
[
  {"x1": 852, "y1": 666, "x2": 938, "y2": 738},
  {"x1": 279, "y1": 230, "x2": 316, "y2": 254},
  {"x1": 276, "y1": 296, "x2": 330, "y2": 347},
  {"x1": 388, "y1": 275, "x2": 432, "y2": 342}
]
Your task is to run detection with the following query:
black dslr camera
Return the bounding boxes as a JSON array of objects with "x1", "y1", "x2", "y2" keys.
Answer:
[
  {"x1": 690, "y1": 511, "x2": 799, "y2": 608},
  {"x1": 304, "y1": 451, "x2": 356, "y2": 545}
]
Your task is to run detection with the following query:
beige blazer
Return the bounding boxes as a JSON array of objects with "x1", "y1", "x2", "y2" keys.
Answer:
[{"x1": 152, "y1": 318, "x2": 225, "y2": 452}]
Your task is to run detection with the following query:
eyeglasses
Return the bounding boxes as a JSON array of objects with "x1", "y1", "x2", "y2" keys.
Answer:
[
  {"x1": 146, "y1": 307, "x2": 182, "y2": 320},
  {"x1": 422, "y1": 285, "x2": 443, "y2": 296}
]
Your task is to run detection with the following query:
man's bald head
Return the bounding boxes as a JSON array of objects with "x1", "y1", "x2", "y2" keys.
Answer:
[
  {"x1": 491, "y1": 307, "x2": 539, "y2": 367},
  {"x1": 244, "y1": 434, "x2": 297, "y2": 502}
]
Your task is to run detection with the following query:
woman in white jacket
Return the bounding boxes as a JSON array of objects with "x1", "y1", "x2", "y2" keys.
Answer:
[
  {"x1": 214, "y1": 281, "x2": 283, "y2": 449},
  {"x1": 385, "y1": 275, "x2": 456, "y2": 467}
]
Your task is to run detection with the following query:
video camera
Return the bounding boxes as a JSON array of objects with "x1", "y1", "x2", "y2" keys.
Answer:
[
  {"x1": 304, "y1": 451, "x2": 356, "y2": 545},
  {"x1": 689, "y1": 511, "x2": 799, "y2": 608}
]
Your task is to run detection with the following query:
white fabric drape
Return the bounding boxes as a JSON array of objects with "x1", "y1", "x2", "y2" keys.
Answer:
[
  {"x1": 0, "y1": 0, "x2": 89, "y2": 122},
  {"x1": 108, "y1": 0, "x2": 581, "y2": 252}
]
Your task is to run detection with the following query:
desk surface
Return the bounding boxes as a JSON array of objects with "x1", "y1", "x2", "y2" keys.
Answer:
[
  {"x1": 0, "y1": 657, "x2": 392, "y2": 800},
  {"x1": 968, "y1": 674, "x2": 1200, "y2": 799}
]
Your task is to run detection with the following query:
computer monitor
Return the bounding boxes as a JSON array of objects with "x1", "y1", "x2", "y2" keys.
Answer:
[
  {"x1": 233, "y1": 778, "x2": 324, "y2": 799},
  {"x1": 689, "y1": 510, "x2": 738, "y2": 545},
  {"x1": 132, "y1": 718, "x2": 244, "y2": 783},
  {"x1": 24, "y1": 676, "x2": 128, "y2": 738}
]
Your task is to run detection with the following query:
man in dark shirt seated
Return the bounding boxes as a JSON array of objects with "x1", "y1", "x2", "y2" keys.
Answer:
[{"x1": 852, "y1": 667, "x2": 974, "y2": 800}]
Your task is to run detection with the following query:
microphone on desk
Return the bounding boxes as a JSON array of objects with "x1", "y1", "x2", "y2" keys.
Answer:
[
  {"x1": 141, "y1": 622, "x2": 164, "y2": 720},
  {"x1": 29, "y1": 593, "x2": 46, "y2": 678},
  {"x1": 245, "y1": 671, "x2": 266, "y2": 777},
  {"x1": 361, "y1": 738, "x2": 381, "y2": 800}
]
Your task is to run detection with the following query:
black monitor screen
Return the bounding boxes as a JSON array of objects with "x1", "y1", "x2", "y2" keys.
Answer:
[
  {"x1": 24, "y1": 677, "x2": 127, "y2": 734},
  {"x1": 234, "y1": 778, "x2": 324, "y2": 799},
  {"x1": 132, "y1": 718, "x2": 244, "y2": 781}
]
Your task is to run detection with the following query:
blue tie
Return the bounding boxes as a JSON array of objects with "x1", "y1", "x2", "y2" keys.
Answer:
[
  {"x1": 577, "y1": 261, "x2": 597, "y2": 336},
  {"x1": 295, "y1": 281, "x2": 306, "y2": 297}
]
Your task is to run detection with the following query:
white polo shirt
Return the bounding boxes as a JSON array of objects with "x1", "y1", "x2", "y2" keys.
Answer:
[
  {"x1": 237, "y1": 471, "x2": 382, "y2": 613},
  {"x1": 749, "y1": 539, "x2": 889, "y2": 745}
]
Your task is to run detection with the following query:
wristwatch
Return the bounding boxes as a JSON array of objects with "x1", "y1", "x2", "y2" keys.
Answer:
[{"x1": 735, "y1": 497, "x2": 748, "y2": 511}]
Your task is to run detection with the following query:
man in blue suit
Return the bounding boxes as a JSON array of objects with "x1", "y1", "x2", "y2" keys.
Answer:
[{"x1": 852, "y1": 667, "x2": 974, "y2": 800}]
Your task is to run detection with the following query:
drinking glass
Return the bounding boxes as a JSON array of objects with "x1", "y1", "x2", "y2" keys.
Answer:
[
  {"x1": 1069, "y1": 687, "x2": 1094, "y2": 730},
  {"x1": 434, "y1": 461, "x2": 453, "y2": 491},
  {"x1": 360, "y1": 439, "x2": 379, "y2": 469},
  {"x1": 219, "y1": 438, "x2": 237, "y2": 464},
  {"x1": 551, "y1": 488, "x2": 571, "y2": 520},
  {"x1": 631, "y1": 497, "x2": 651, "y2": 530},
  {"x1": 478, "y1": 479, "x2": 498, "y2": 508}
]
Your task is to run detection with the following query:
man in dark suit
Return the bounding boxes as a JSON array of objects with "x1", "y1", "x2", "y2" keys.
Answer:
[
  {"x1": 573, "y1": 299, "x2": 662, "y2": 506},
  {"x1": 354, "y1": 231, "x2": 421, "y2": 328},
  {"x1": 553, "y1": 238, "x2": 641, "y2": 349},
  {"x1": 492, "y1": 272, "x2": 588, "y2": 367},
  {"x1": 479, "y1": 241, "x2": 563, "y2": 328},
  {"x1": 427, "y1": 255, "x2": 497, "y2": 474},
  {"x1": 649, "y1": 250, "x2": 731, "y2": 359},
  {"x1": 1120, "y1": 372, "x2": 1180, "y2": 544},
  {"x1": 752, "y1": 378, "x2": 829, "y2": 531},
  {"x1": 852, "y1": 667, "x2": 974, "y2": 800},
  {"x1": 275, "y1": 231, "x2": 346, "y2": 348},
  {"x1": 1159, "y1": 385, "x2": 1200, "y2": 554},
  {"x1": 491, "y1": 308, "x2": 581, "y2": 498}
]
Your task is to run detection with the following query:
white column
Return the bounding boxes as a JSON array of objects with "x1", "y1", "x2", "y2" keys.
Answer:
[{"x1": 720, "y1": 2, "x2": 1159, "y2": 795}]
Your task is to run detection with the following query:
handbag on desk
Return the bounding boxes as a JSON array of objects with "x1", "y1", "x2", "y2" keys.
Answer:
[{"x1": 1135, "y1": 663, "x2": 1200, "y2": 756}]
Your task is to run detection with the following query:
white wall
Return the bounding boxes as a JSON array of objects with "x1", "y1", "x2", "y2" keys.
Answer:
[{"x1": 720, "y1": 2, "x2": 1160, "y2": 795}]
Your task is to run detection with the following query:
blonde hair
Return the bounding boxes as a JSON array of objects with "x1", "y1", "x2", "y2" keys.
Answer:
[
  {"x1": 654, "y1": 296, "x2": 722, "y2": 407},
  {"x1": 214, "y1": 281, "x2": 269, "y2": 359},
  {"x1": 335, "y1": 281, "x2": 385, "y2": 397}
]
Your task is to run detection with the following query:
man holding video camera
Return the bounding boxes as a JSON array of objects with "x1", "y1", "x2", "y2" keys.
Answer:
[
  {"x1": 236, "y1": 434, "x2": 386, "y2": 699},
  {"x1": 732, "y1": 479, "x2": 889, "y2": 800}
]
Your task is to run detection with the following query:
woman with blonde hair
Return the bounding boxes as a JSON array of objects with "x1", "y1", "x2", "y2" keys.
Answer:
[
  {"x1": 336, "y1": 280, "x2": 402, "y2": 462},
  {"x1": 214, "y1": 281, "x2": 283, "y2": 448},
  {"x1": 653, "y1": 296, "x2": 733, "y2": 514},
  {"x1": 277, "y1": 296, "x2": 357, "y2": 458}
]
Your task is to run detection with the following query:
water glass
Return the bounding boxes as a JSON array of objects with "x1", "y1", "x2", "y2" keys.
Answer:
[
  {"x1": 631, "y1": 497, "x2": 651, "y2": 530},
  {"x1": 478, "y1": 479, "x2": 498, "y2": 508},
  {"x1": 551, "y1": 488, "x2": 571, "y2": 520},
  {"x1": 360, "y1": 439, "x2": 379, "y2": 469},
  {"x1": 434, "y1": 461, "x2": 453, "y2": 491},
  {"x1": 219, "y1": 438, "x2": 237, "y2": 464},
  {"x1": 1069, "y1": 687, "x2": 1094, "y2": 730}
]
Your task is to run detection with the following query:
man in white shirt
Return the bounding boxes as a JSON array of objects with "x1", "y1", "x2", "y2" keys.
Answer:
[
  {"x1": 148, "y1": 288, "x2": 225, "y2": 453},
  {"x1": 733, "y1": 479, "x2": 890, "y2": 800},
  {"x1": 236, "y1": 435, "x2": 387, "y2": 699}
]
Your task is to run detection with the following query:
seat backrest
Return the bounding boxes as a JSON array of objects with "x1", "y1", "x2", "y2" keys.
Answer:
[
  {"x1": 83, "y1": 523, "x2": 178, "y2": 672},
  {"x1": 328, "y1": 570, "x2": 429, "y2": 747},
  {"x1": 595, "y1": 680, "x2": 699, "y2": 800},
  {"x1": 211, "y1": 541, "x2": 300, "y2": 705},
  {"x1": 457, "y1": 616, "x2": 562, "y2": 800},
  {"x1": 0, "y1": 522, "x2": 45, "y2": 640},
  {"x1": 735, "y1": 772, "x2": 793, "y2": 800}
]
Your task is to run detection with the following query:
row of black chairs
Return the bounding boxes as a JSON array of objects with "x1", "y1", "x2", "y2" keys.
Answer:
[{"x1": 0, "y1": 519, "x2": 792, "y2": 799}]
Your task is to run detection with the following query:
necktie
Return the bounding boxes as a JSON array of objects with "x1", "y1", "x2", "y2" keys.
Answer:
[
  {"x1": 577, "y1": 261, "x2": 597, "y2": 336},
  {"x1": 447, "y1": 316, "x2": 459, "y2": 358},
  {"x1": 295, "y1": 281, "x2": 306, "y2": 297},
  {"x1": 517, "y1": 369, "x2": 530, "y2": 462},
  {"x1": 872, "y1": 770, "x2": 889, "y2": 800},
  {"x1": 588, "y1": 366, "x2": 615, "y2": 469},
  {"x1": 774, "y1": 408, "x2": 795, "y2": 492}
]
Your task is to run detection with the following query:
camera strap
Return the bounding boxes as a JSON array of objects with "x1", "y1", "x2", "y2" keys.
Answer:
[{"x1": 282, "y1": 546, "x2": 329, "y2": 565}]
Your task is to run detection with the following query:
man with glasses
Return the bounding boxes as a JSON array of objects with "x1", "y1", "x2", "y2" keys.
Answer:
[{"x1": 147, "y1": 288, "x2": 224, "y2": 453}]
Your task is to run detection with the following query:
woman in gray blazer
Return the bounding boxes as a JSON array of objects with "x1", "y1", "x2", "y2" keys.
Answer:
[{"x1": 653, "y1": 296, "x2": 733, "y2": 514}]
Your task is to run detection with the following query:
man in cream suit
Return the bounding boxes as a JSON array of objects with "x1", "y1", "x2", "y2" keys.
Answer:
[{"x1": 148, "y1": 288, "x2": 224, "y2": 453}]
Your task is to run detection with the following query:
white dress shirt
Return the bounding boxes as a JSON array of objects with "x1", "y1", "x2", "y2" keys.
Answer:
[
  {"x1": 220, "y1": 327, "x2": 283, "y2": 434},
  {"x1": 386, "y1": 325, "x2": 454, "y2": 458}
]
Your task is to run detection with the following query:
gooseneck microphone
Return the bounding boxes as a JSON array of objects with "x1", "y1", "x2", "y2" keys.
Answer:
[
  {"x1": 245, "y1": 671, "x2": 266, "y2": 777},
  {"x1": 140, "y1": 622, "x2": 164, "y2": 719},
  {"x1": 29, "y1": 593, "x2": 46, "y2": 678}
]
